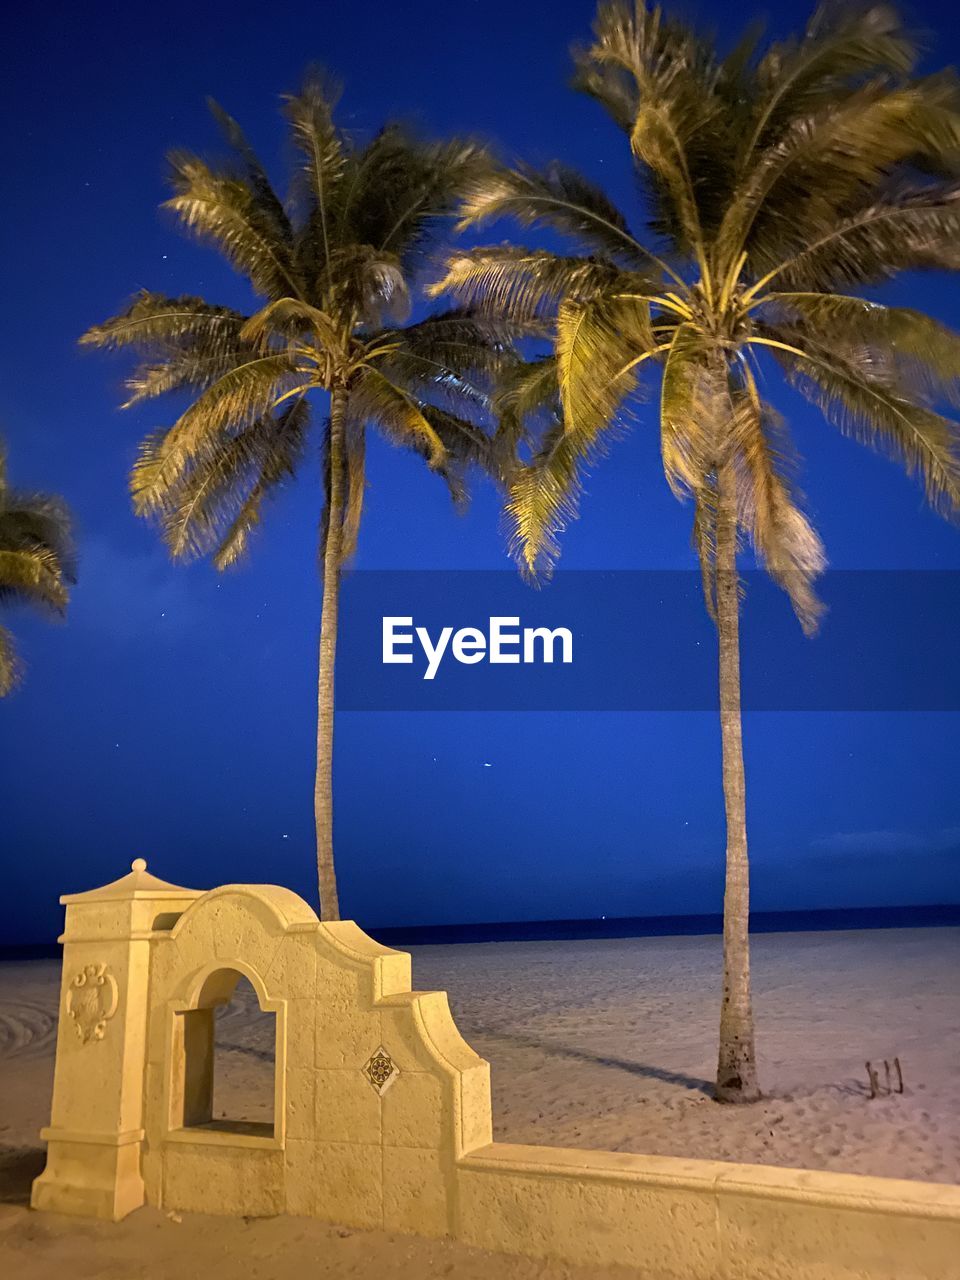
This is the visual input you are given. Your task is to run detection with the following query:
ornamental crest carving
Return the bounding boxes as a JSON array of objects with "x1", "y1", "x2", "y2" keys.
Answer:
[{"x1": 65, "y1": 963, "x2": 119, "y2": 1043}]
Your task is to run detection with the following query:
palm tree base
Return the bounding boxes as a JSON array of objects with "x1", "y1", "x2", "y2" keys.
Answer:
[{"x1": 714, "y1": 1074, "x2": 761, "y2": 1104}]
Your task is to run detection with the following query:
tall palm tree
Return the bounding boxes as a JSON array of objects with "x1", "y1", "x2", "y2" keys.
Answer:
[
  {"x1": 83, "y1": 76, "x2": 518, "y2": 920},
  {"x1": 433, "y1": 2, "x2": 960, "y2": 1100},
  {"x1": 0, "y1": 441, "x2": 75, "y2": 695}
]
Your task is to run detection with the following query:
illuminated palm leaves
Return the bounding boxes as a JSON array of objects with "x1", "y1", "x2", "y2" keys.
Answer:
[
  {"x1": 455, "y1": 162, "x2": 660, "y2": 269},
  {"x1": 436, "y1": 1, "x2": 960, "y2": 624},
  {"x1": 752, "y1": 187, "x2": 960, "y2": 292},
  {"x1": 0, "y1": 444, "x2": 75, "y2": 694},
  {"x1": 165, "y1": 154, "x2": 302, "y2": 301},
  {"x1": 432, "y1": 249, "x2": 627, "y2": 324},
  {"x1": 498, "y1": 297, "x2": 659, "y2": 576},
  {"x1": 82, "y1": 74, "x2": 513, "y2": 569}
]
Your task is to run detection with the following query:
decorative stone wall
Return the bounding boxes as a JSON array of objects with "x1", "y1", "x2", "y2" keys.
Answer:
[
  {"x1": 32, "y1": 862, "x2": 960, "y2": 1280},
  {"x1": 32, "y1": 860, "x2": 490, "y2": 1232}
]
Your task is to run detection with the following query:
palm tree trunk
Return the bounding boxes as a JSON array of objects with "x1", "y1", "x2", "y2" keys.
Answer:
[
  {"x1": 714, "y1": 459, "x2": 759, "y2": 1102},
  {"x1": 314, "y1": 381, "x2": 346, "y2": 922}
]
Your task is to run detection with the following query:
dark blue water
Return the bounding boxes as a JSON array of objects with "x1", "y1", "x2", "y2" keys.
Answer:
[
  {"x1": 370, "y1": 904, "x2": 960, "y2": 946},
  {"x1": 4, "y1": 904, "x2": 956, "y2": 961}
]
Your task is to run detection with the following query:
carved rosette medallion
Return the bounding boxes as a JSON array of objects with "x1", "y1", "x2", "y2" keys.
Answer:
[
  {"x1": 363, "y1": 1046, "x2": 399, "y2": 1094},
  {"x1": 65, "y1": 963, "x2": 119, "y2": 1043}
]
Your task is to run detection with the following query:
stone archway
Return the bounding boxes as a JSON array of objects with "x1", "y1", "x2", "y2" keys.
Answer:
[{"x1": 169, "y1": 964, "x2": 280, "y2": 1138}]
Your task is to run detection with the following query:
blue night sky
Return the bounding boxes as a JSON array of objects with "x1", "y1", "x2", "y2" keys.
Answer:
[{"x1": 2, "y1": 0, "x2": 960, "y2": 944}]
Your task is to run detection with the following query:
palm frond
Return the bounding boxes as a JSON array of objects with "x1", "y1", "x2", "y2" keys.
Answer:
[
  {"x1": 0, "y1": 479, "x2": 75, "y2": 611},
  {"x1": 761, "y1": 331, "x2": 960, "y2": 516},
  {"x1": 572, "y1": 0, "x2": 644, "y2": 132},
  {"x1": 0, "y1": 547, "x2": 69, "y2": 611},
  {"x1": 81, "y1": 293, "x2": 253, "y2": 408},
  {"x1": 164, "y1": 152, "x2": 301, "y2": 299},
  {"x1": 742, "y1": 3, "x2": 917, "y2": 167},
  {"x1": 421, "y1": 404, "x2": 494, "y2": 474},
  {"x1": 750, "y1": 184, "x2": 960, "y2": 292},
  {"x1": 144, "y1": 400, "x2": 310, "y2": 565},
  {"x1": 430, "y1": 246, "x2": 637, "y2": 321},
  {"x1": 659, "y1": 323, "x2": 726, "y2": 500},
  {"x1": 758, "y1": 292, "x2": 960, "y2": 407},
  {"x1": 492, "y1": 355, "x2": 560, "y2": 477},
  {"x1": 283, "y1": 69, "x2": 347, "y2": 285},
  {"x1": 692, "y1": 476, "x2": 719, "y2": 623},
  {"x1": 348, "y1": 367, "x2": 446, "y2": 470},
  {"x1": 239, "y1": 297, "x2": 342, "y2": 352},
  {"x1": 729, "y1": 369, "x2": 825, "y2": 633},
  {"x1": 575, "y1": 0, "x2": 736, "y2": 253},
  {"x1": 343, "y1": 128, "x2": 486, "y2": 274},
  {"x1": 80, "y1": 291, "x2": 247, "y2": 355},
  {"x1": 207, "y1": 98, "x2": 294, "y2": 246},
  {"x1": 499, "y1": 305, "x2": 644, "y2": 579},
  {"x1": 0, "y1": 443, "x2": 74, "y2": 695},
  {"x1": 722, "y1": 83, "x2": 960, "y2": 274},
  {"x1": 373, "y1": 311, "x2": 525, "y2": 417},
  {"x1": 123, "y1": 348, "x2": 247, "y2": 408},
  {"x1": 213, "y1": 399, "x2": 311, "y2": 569},
  {"x1": 557, "y1": 293, "x2": 655, "y2": 441},
  {"x1": 505, "y1": 420, "x2": 593, "y2": 579},
  {"x1": 456, "y1": 161, "x2": 652, "y2": 268},
  {"x1": 339, "y1": 421, "x2": 366, "y2": 563},
  {"x1": 131, "y1": 354, "x2": 309, "y2": 511}
]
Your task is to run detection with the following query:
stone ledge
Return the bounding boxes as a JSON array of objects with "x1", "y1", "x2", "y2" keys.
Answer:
[
  {"x1": 456, "y1": 1141, "x2": 960, "y2": 1280},
  {"x1": 39, "y1": 1126, "x2": 146, "y2": 1148}
]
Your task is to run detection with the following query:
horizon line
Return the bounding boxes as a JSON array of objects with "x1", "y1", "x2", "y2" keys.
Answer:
[{"x1": 3, "y1": 902, "x2": 958, "y2": 959}]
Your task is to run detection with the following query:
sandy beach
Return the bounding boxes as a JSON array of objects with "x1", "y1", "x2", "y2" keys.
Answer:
[{"x1": 2, "y1": 927, "x2": 958, "y2": 1277}]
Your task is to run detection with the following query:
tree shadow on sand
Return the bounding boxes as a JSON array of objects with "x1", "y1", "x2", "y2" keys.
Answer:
[
  {"x1": 0, "y1": 1145, "x2": 45, "y2": 1206},
  {"x1": 485, "y1": 1030, "x2": 714, "y2": 1095}
]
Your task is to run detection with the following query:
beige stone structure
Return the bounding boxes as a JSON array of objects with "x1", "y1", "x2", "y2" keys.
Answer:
[{"x1": 33, "y1": 862, "x2": 960, "y2": 1279}]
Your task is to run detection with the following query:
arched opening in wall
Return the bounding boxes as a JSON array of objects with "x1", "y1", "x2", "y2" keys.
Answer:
[{"x1": 172, "y1": 969, "x2": 277, "y2": 1139}]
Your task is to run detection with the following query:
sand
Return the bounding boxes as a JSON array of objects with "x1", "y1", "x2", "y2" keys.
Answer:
[
  {"x1": 1, "y1": 927, "x2": 958, "y2": 1276},
  {"x1": 420, "y1": 928, "x2": 960, "y2": 1183}
]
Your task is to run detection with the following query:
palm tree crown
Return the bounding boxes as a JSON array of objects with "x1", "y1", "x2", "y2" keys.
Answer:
[
  {"x1": 0, "y1": 442, "x2": 75, "y2": 695},
  {"x1": 434, "y1": 2, "x2": 960, "y2": 625},
  {"x1": 82, "y1": 74, "x2": 519, "y2": 570}
]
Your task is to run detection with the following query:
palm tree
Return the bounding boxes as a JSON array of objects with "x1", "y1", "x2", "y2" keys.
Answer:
[
  {"x1": 0, "y1": 441, "x2": 75, "y2": 695},
  {"x1": 83, "y1": 75, "x2": 518, "y2": 921},
  {"x1": 433, "y1": 2, "x2": 960, "y2": 1101}
]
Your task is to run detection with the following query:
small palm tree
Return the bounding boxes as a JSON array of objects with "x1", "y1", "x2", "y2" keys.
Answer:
[
  {"x1": 83, "y1": 75, "x2": 518, "y2": 920},
  {"x1": 0, "y1": 441, "x2": 75, "y2": 695},
  {"x1": 434, "y1": 2, "x2": 960, "y2": 1100}
]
